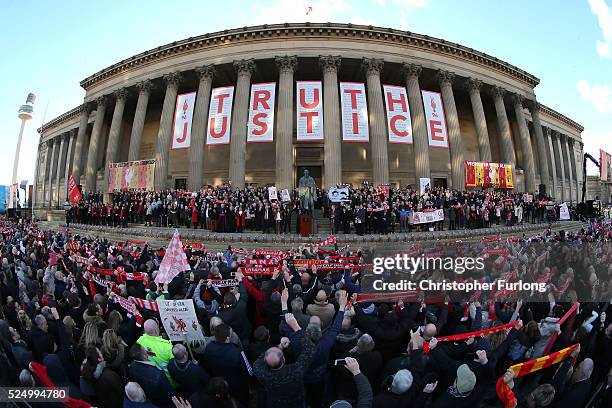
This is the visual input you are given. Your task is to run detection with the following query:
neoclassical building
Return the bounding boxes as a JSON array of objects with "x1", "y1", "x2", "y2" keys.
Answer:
[{"x1": 35, "y1": 23, "x2": 584, "y2": 210}]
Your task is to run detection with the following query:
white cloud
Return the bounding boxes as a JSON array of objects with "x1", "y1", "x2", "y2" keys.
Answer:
[
  {"x1": 577, "y1": 79, "x2": 612, "y2": 113},
  {"x1": 394, "y1": 0, "x2": 429, "y2": 30},
  {"x1": 251, "y1": 0, "x2": 351, "y2": 24},
  {"x1": 588, "y1": 0, "x2": 612, "y2": 58},
  {"x1": 372, "y1": 0, "x2": 386, "y2": 6}
]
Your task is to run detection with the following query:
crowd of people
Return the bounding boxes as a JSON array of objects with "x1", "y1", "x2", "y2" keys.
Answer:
[
  {"x1": 0, "y1": 214, "x2": 611, "y2": 407},
  {"x1": 65, "y1": 186, "x2": 573, "y2": 235}
]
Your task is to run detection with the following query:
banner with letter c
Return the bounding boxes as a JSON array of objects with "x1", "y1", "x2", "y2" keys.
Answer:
[
  {"x1": 383, "y1": 85, "x2": 412, "y2": 144},
  {"x1": 421, "y1": 90, "x2": 448, "y2": 148},
  {"x1": 207, "y1": 86, "x2": 235, "y2": 145},
  {"x1": 172, "y1": 92, "x2": 196, "y2": 149},
  {"x1": 247, "y1": 82, "x2": 276, "y2": 143},
  {"x1": 340, "y1": 82, "x2": 369, "y2": 142}
]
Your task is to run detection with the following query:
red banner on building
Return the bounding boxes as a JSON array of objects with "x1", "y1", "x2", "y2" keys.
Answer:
[
  {"x1": 600, "y1": 149, "x2": 611, "y2": 181},
  {"x1": 465, "y1": 161, "x2": 514, "y2": 189},
  {"x1": 68, "y1": 172, "x2": 82, "y2": 205}
]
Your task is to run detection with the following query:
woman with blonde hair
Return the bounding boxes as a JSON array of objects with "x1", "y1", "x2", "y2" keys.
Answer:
[
  {"x1": 77, "y1": 321, "x2": 100, "y2": 363},
  {"x1": 16, "y1": 309, "x2": 32, "y2": 338},
  {"x1": 101, "y1": 329, "x2": 125, "y2": 375}
]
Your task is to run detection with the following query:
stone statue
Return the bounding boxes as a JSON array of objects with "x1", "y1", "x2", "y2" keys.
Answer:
[{"x1": 298, "y1": 169, "x2": 317, "y2": 212}]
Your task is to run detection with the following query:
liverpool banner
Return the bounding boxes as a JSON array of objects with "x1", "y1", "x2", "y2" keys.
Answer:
[
  {"x1": 410, "y1": 209, "x2": 444, "y2": 225},
  {"x1": 247, "y1": 82, "x2": 276, "y2": 143},
  {"x1": 206, "y1": 86, "x2": 235, "y2": 145},
  {"x1": 600, "y1": 149, "x2": 611, "y2": 181},
  {"x1": 171, "y1": 92, "x2": 196, "y2": 149},
  {"x1": 340, "y1": 82, "x2": 369, "y2": 142},
  {"x1": 107, "y1": 160, "x2": 155, "y2": 192},
  {"x1": 421, "y1": 90, "x2": 449, "y2": 148},
  {"x1": 296, "y1": 81, "x2": 324, "y2": 141},
  {"x1": 465, "y1": 161, "x2": 514, "y2": 189},
  {"x1": 383, "y1": 85, "x2": 412, "y2": 144}
]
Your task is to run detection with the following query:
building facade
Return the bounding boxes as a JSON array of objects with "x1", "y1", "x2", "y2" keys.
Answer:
[{"x1": 35, "y1": 23, "x2": 584, "y2": 209}]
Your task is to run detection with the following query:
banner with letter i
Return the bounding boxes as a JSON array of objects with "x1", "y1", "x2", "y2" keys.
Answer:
[
  {"x1": 296, "y1": 81, "x2": 324, "y2": 141},
  {"x1": 383, "y1": 85, "x2": 412, "y2": 144},
  {"x1": 247, "y1": 83, "x2": 276, "y2": 142},
  {"x1": 207, "y1": 86, "x2": 235, "y2": 145},
  {"x1": 172, "y1": 92, "x2": 196, "y2": 149},
  {"x1": 421, "y1": 90, "x2": 449, "y2": 148},
  {"x1": 340, "y1": 82, "x2": 369, "y2": 142}
]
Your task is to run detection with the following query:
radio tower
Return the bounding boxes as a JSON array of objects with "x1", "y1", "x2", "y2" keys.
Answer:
[{"x1": 13, "y1": 93, "x2": 36, "y2": 184}]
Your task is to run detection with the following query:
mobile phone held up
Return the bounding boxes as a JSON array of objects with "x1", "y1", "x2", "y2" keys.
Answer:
[{"x1": 334, "y1": 359, "x2": 347, "y2": 366}]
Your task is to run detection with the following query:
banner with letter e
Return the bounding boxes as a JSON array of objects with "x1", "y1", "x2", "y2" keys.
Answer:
[{"x1": 157, "y1": 299, "x2": 205, "y2": 343}]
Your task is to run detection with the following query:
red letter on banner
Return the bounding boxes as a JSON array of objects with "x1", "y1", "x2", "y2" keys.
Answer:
[
  {"x1": 430, "y1": 120, "x2": 444, "y2": 141},
  {"x1": 253, "y1": 90, "x2": 271, "y2": 110},
  {"x1": 301, "y1": 111, "x2": 318, "y2": 133},
  {"x1": 209, "y1": 117, "x2": 227, "y2": 138},
  {"x1": 390, "y1": 115, "x2": 409, "y2": 137},
  {"x1": 214, "y1": 93, "x2": 230, "y2": 114},
  {"x1": 386, "y1": 92, "x2": 407, "y2": 112},
  {"x1": 300, "y1": 88, "x2": 319, "y2": 109},
  {"x1": 252, "y1": 113, "x2": 268, "y2": 136}
]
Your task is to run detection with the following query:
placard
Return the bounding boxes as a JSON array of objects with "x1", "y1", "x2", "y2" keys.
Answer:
[
  {"x1": 340, "y1": 82, "x2": 369, "y2": 142},
  {"x1": 419, "y1": 178, "x2": 431, "y2": 194},
  {"x1": 268, "y1": 186, "x2": 278, "y2": 201},
  {"x1": 157, "y1": 299, "x2": 205, "y2": 343},
  {"x1": 206, "y1": 86, "x2": 235, "y2": 145},
  {"x1": 421, "y1": 90, "x2": 449, "y2": 148},
  {"x1": 280, "y1": 189, "x2": 291, "y2": 202},
  {"x1": 410, "y1": 209, "x2": 445, "y2": 225},
  {"x1": 171, "y1": 92, "x2": 196, "y2": 149},
  {"x1": 247, "y1": 83, "x2": 276, "y2": 142},
  {"x1": 296, "y1": 81, "x2": 324, "y2": 141},
  {"x1": 383, "y1": 85, "x2": 412, "y2": 144},
  {"x1": 328, "y1": 187, "x2": 349, "y2": 202}
]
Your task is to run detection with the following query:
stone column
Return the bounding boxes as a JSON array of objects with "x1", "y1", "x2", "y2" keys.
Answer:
[
  {"x1": 544, "y1": 127, "x2": 558, "y2": 199},
  {"x1": 573, "y1": 141, "x2": 583, "y2": 201},
  {"x1": 46, "y1": 138, "x2": 58, "y2": 207},
  {"x1": 490, "y1": 86, "x2": 516, "y2": 166},
  {"x1": 63, "y1": 129, "x2": 77, "y2": 198},
  {"x1": 275, "y1": 56, "x2": 297, "y2": 190},
  {"x1": 188, "y1": 65, "x2": 215, "y2": 191},
  {"x1": 320, "y1": 55, "x2": 342, "y2": 188},
  {"x1": 403, "y1": 64, "x2": 430, "y2": 181},
  {"x1": 528, "y1": 103, "x2": 550, "y2": 192},
  {"x1": 438, "y1": 70, "x2": 465, "y2": 190},
  {"x1": 104, "y1": 88, "x2": 129, "y2": 183},
  {"x1": 72, "y1": 103, "x2": 91, "y2": 185},
  {"x1": 363, "y1": 58, "x2": 389, "y2": 184},
  {"x1": 512, "y1": 95, "x2": 536, "y2": 193},
  {"x1": 85, "y1": 96, "x2": 107, "y2": 192},
  {"x1": 561, "y1": 134, "x2": 575, "y2": 203},
  {"x1": 552, "y1": 131, "x2": 566, "y2": 201},
  {"x1": 229, "y1": 59, "x2": 256, "y2": 188},
  {"x1": 54, "y1": 134, "x2": 68, "y2": 207},
  {"x1": 466, "y1": 78, "x2": 492, "y2": 162},
  {"x1": 154, "y1": 72, "x2": 182, "y2": 191},
  {"x1": 40, "y1": 141, "x2": 51, "y2": 208},
  {"x1": 128, "y1": 80, "x2": 153, "y2": 162}
]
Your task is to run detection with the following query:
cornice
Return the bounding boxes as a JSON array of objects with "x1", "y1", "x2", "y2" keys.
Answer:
[{"x1": 540, "y1": 103, "x2": 584, "y2": 133}]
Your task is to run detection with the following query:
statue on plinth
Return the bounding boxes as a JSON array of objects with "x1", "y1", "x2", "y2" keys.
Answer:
[{"x1": 298, "y1": 170, "x2": 317, "y2": 212}]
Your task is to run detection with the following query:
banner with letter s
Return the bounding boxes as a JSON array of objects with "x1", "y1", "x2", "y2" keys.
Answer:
[
  {"x1": 172, "y1": 92, "x2": 196, "y2": 149},
  {"x1": 247, "y1": 82, "x2": 276, "y2": 142},
  {"x1": 421, "y1": 90, "x2": 448, "y2": 148},
  {"x1": 207, "y1": 86, "x2": 235, "y2": 145}
]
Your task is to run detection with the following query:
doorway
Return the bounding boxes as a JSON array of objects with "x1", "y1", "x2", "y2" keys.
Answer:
[
  {"x1": 296, "y1": 165, "x2": 322, "y2": 188},
  {"x1": 433, "y1": 178, "x2": 447, "y2": 189}
]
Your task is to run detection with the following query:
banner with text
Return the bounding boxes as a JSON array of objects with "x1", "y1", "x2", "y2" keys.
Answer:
[
  {"x1": 410, "y1": 209, "x2": 444, "y2": 224},
  {"x1": 107, "y1": 160, "x2": 155, "y2": 192},
  {"x1": 247, "y1": 82, "x2": 276, "y2": 143},
  {"x1": 340, "y1": 82, "x2": 369, "y2": 142},
  {"x1": 465, "y1": 161, "x2": 514, "y2": 189},
  {"x1": 383, "y1": 85, "x2": 413, "y2": 144},
  {"x1": 157, "y1": 299, "x2": 205, "y2": 343},
  {"x1": 206, "y1": 86, "x2": 235, "y2": 145},
  {"x1": 421, "y1": 90, "x2": 449, "y2": 148},
  {"x1": 171, "y1": 92, "x2": 196, "y2": 149},
  {"x1": 296, "y1": 81, "x2": 324, "y2": 141}
]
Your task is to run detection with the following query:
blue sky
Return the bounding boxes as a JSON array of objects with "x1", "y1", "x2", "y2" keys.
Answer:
[{"x1": 1, "y1": 0, "x2": 611, "y2": 186}]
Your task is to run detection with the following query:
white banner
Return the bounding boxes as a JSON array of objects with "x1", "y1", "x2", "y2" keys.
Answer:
[
  {"x1": 172, "y1": 92, "x2": 196, "y2": 149},
  {"x1": 280, "y1": 189, "x2": 291, "y2": 202},
  {"x1": 247, "y1": 82, "x2": 276, "y2": 143},
  {"x1": 419, "y1": 178, "x2": 431, "y2": 195},
  {"x1": 296, "y1": 81, "x2": 324, "y2": 141},
  {"x1": 328, "y1": 187, "x2": 349, "y2": 202},
  {"x1": 383, "y1": 85, "x2": 412, "y2": 144},
  {"x1": 559, "y1": 203, "x2": 570, "y2": 220},
  {"x1": 340, "y1": 82, "x2": 369, "y2": 142},
  {"x1": 206, "y1": 86, "x2": 235, "y2": 145},
  {"x1": 157, "y1": 299, "x2": 205, "y2": 343},
  {"x1": 410, "y1": 209, "x2": 445, "y2": 225},
  {"x1": 268, "y1": 186, "x2": 278, "y2": 201},
  {"x1": 421, "y1": 90, "x2": 449, "y2": 148}
]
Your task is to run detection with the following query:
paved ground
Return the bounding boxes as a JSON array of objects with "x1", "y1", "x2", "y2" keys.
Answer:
[{"x1": 40, "y1": 220, "x2": 585, "y2": 253}]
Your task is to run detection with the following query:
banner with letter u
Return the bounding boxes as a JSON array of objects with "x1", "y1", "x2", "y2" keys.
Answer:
[
  {"x1": 340, "y1": 82, "x2": 369, "y2": 142},
  {"x1": 421, "y1": 90, "x2": 449, "y2": 148},
  {"x1": 206, "y1": 86, "x2": 235, "y2": 145},
  {"x1": 383, "y1": 85, "x2": 412, "y2": 144},
  {"x1": 171, "y1": 92, "x2": 196, "y2": 149},
  {"x1": 296, "y1": 81, "x2": 324, "y2": 141},
  {"x1": 247, "y1": 82, "x2": 276, "y2": 142}
]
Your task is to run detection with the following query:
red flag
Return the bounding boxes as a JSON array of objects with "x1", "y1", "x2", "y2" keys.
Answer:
[{"x1": 68, "y1": 172, "x2": 82, "y2": 205}]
